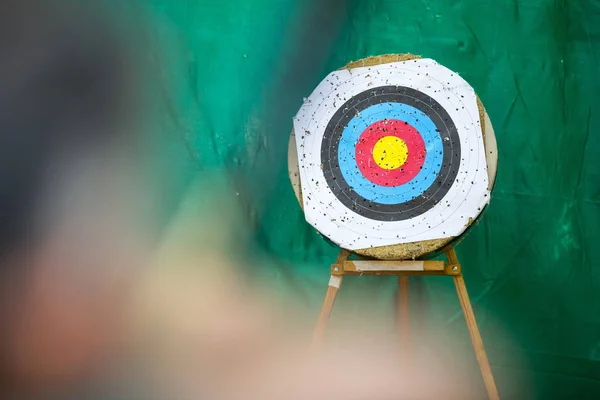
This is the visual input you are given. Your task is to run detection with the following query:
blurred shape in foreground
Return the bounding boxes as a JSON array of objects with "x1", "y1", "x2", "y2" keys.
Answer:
[{"x1": 0, "y1": 0, "x2": 148, "y2": 396}]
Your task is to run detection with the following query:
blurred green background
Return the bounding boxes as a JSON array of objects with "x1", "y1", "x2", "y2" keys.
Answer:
[{"x1": 129, "y1": 0, "x2": 600, "y2": 398}]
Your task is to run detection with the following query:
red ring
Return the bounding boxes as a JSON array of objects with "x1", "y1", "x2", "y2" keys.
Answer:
[{"x1": 355, "y1": 119, "x2": 426, "y2": 186}]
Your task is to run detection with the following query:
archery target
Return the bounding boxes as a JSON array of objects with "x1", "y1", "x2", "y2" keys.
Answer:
[{"x1": 293, "y1": 58, "x2": 491, "y2": 251}]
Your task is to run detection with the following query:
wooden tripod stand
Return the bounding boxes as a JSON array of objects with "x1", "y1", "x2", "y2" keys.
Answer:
[{"x1": 313, "y1": 247, "x2": 500, "y2": 400}]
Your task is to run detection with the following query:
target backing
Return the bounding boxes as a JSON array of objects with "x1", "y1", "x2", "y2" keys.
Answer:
[{"x1": 293, "y1": 57, "x2": 492, "y2": 252}]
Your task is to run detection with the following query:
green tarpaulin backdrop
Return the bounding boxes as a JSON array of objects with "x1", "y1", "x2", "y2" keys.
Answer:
[{"x1": 134, "y1": 1, "x2": 600, "y2": 398}]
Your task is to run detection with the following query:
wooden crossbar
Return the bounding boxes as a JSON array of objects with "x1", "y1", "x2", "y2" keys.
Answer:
[{"x1": 332, "y1": 259, "x2": 460, "y2": 276}]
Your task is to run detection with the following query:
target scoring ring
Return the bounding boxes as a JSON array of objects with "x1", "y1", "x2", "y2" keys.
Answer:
[
  {"x1": 321, "y1": 85, "x2": 461, "y2": 221},
  {"x1": 372, "y1": 136, "x2": 408, "y2": 170},
  {"x1": 355, "y1": 119, "x2": 426, "y2": 186}
]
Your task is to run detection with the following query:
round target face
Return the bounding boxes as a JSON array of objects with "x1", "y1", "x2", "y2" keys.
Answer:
[{"x1": 294, "y1": 58, "x2": 490, "y2": 250}]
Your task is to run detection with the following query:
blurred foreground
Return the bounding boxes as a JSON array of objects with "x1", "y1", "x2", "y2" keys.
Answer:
[{"x1": 3, "y1": 174, "x2": 474, "y2": 399}]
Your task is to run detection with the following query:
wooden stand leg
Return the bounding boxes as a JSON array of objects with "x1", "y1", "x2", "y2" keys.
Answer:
[
  {"x1": 398, "y1": 276, "x2": 410, "y2": 345},
  {"x1": 447, "y1": 248, "x2": 499, "y2": 400},
  {"x1": 312, "y1": 250, "x2": 349, "y2": 347},
  {"x1": 312, "y1": 275, "x2": 342, "y2": 346}
]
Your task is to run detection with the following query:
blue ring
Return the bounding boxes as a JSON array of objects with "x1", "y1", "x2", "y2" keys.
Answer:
[{"x1": 337, "y1": 102, "x2": 444, "y2": 204}]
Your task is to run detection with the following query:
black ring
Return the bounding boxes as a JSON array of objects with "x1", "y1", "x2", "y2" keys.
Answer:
[{"x1": 320, "y1": 86, "x2": 461, "y2": 221}]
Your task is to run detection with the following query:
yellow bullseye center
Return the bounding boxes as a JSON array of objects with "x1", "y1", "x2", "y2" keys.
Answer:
[{"x1": 372, "y1": 136, "x2": 409, "y2": 170}]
